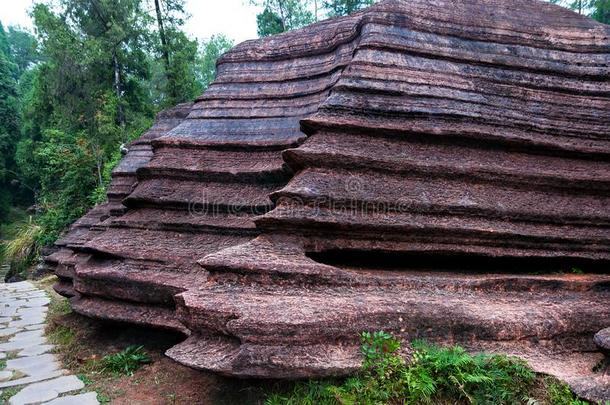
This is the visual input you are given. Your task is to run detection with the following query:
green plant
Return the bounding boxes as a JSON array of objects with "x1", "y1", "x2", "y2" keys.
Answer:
[
  {"x1": 0, "y1": 387, "x2": 20, "y2": 402},
  {"x1": 547, "y1": 379, "x2": 589, "y2": 405},
  {"x1": 96, "y1": 391, "x2": 111, "y2": 403},
  {"x1": 48, "y1": 324, "x2": 76, "y2": 347},
  {"x1": 77, "y1": 373, "x2": 93, "y2": 386},
  {"x1": 101, "y1": 345, "x2": 151, "y2": 376},
  {"x1": 265, "y1": 332, "x2": 539, "y2": 405},
  {"x1": 1, "y1": 218, "x2": 41, "y2": 279}
]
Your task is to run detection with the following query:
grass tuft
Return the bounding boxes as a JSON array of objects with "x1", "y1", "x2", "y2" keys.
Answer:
[
  {"x1": 101, "y1": 345, "x2": 151, "y2": 376},
  {"x1": 0, "y1": 387, "x2": 20, "y2": 402},
  {"x1": 1, "y1": 219, "x2": 41, "y2": 280}
]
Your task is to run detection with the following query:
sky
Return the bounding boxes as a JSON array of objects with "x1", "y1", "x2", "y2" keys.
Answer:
[{"x1": 0, "y1": 0, "x2": 261, "y2": 44}]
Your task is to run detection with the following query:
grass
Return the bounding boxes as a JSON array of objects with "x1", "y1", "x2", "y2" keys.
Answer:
[
  {"x1": 265, "y1": 332, "x2": 590, "y2": 405},
  {"x1": 1, "y1": 217, "x2": 41, "y2": 280},
  {"x1": 100, "y1": 345, "x2": 151, "y2": 376},
  {"x1": 0, "y1": 387, "x2": 20, "y2": 402}
]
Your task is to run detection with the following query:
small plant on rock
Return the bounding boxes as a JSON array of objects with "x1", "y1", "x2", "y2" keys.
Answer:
[{"x1": 101, "y1": 345, "x2": 151, "y2": 376}]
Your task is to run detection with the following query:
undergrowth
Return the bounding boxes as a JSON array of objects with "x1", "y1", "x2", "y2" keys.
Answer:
[
  {"x1": 0, "y1": 212, "x2": 40, "y2": 280},
  {"x1": 265, "y1": 331, "x2": 589, "y2": 405},
  {"x1": 546, "y1": 380, "x2": 589, "y2": 405},
  {"x1": 101, "y1": 345, "x2": 151, "y2": 376}
]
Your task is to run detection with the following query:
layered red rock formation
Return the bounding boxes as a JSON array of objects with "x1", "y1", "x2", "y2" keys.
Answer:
[
  {"x1": 45, "y1": 103, "x2": 192, "y2": 300},
  {"x1": 50, "y1": 0, "x2": 610, "y2": 401},
  {"x1": 48, "y1": 14, "x2": 361, "y2": 330}
]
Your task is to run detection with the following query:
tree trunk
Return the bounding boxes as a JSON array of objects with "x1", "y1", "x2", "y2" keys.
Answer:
[
  {"x1": 277, "y1": 0, "x2": 287, "y2": 31},
  {"x1": 154, "y1": 0, "x2": 172, "y2": 76}
]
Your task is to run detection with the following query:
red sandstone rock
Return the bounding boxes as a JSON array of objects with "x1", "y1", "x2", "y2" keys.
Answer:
[{"x1": 47, "y1": 0, "x2": 610, "y2": 401}]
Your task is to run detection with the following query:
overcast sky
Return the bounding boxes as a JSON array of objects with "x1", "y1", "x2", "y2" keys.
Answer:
[{"x1": 1, "y1": 0, "x2": 261, "y2": 44}]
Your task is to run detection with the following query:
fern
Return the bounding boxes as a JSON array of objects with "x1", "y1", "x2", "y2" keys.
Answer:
[{"x1": 265, "y1": 332, "x2": 542, "y2": 405}]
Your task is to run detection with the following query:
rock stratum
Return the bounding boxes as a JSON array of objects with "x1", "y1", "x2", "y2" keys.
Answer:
[{"x1": 46, "y1": 0, "x2": 610, "y2": 401}]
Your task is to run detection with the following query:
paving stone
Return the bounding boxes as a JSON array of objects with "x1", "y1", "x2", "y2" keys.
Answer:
[
  {"x1": 9, "y1": 316, "x2": 47, "y2": 328},
  {"x1": 23, "y1": 324, "x2": 44, "y2": 331},
  {"x1": 0, "y1": 327, "x2": 21, "y2": 337},
  {"x1": 0, "y1": 370, "x2": 64, "y2": 389},
  {"x1": 18, "y1": 344, "x2": 54, "y2": 357},
  {"x1": 0, "y1": 282, "x2": 92, "y2": 403},
  {"x1": 0, "y1": 335, "x2": 47, "y2": 351},
  {"x1": 0, "y1": 309, "x2": 17, "y2": 318},
  {"x1": 6, "y1": 353, "x2": 61, "y2": 377},
  {"x1": 8, "y1": 375, "x2": 84, "y2": 405},
  {"x1": 10, "y1": 330, "x2": 44, "y2": 341},
  {"x1": 5, "y1": 282, "x2": 35, "y2": 290},
  {"x1": 16, "y1": 310, "x2": 47, "y2": 319},
  {"x1": 23, "y1": 298, "x2": 50, "y2": 308},
  {"x1": 42, "y1": 392, "x2": 100, "y2": 405}
]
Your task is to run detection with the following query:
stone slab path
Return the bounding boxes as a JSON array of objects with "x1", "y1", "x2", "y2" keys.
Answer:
[{"x1": 0, "y1": 281, "x2": 99, "y2": 405}]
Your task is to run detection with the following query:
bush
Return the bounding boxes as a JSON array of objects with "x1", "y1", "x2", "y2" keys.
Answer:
[{"x1": 266, "y1": 332, "x2": 541, "y2": 405}]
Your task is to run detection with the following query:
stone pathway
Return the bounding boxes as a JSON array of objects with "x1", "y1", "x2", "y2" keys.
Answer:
[{"x1": 0, "y1": 281, "x2": 99, "y2": 405}]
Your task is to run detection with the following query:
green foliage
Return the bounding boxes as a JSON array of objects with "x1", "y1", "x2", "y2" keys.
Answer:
[
  {"x1": 0, "y1": 23, "x2": 21, "y2": 220},
  {"x1": 323, "y1": 0, "x2": 375, "y2": 17},
  {"x1": 1, "y1": 219, "x2": 41, "y2": 279},
  {"x1": 266, "y1": 332, "x2": 540, "y2": 405},
  {"x1": 547, "y1": 379, "x2": 589, "y2": 405},
  {"x1": 6, "y1": 26, "x2": 39, "y2": 78},
  {"x1": 199, "y1": 34, "x2": 234, "y2": 88},
  {"x1": 252, "y1": 0, "x2": 315, "y2": 36},
  {"x1": 48, "y1": 324, "x2": 76, "y2": 347},
  {"x1": 0, "y1": 0, "x2": 236, "y2": 252},
  {"x1": 550, "y1": 0, "x2": 610, "y2": 23},
  {"x1": 0, "y1": 387, "x2": 20, "y2": 402},
  {"x1": 257, "y1": 8, "x2": 287, "y2": 37},
  {"x1": 101, "y1": 345, "x2": 151, "y2": 376},
  {"x1": 590, "y1": 0, "x2": 610, "y2": 22},
  {"x1": 152, "y1": 0, "x2": 202, "y2": 106},
  {"x1": 164, "y1": 29, "x2": 202, "y2": 104}
]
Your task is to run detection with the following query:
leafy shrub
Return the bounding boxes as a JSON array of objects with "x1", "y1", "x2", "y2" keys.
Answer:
[
  {"x1": 266, "y1": 332, "x2": 539, "y2": 405},
  {"x1": 101, "y1": 345, "x2": 151, "y2": 376}
]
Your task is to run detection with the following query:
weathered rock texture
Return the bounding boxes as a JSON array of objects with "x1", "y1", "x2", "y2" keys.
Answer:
[
  {"x1": 49, "y1": 0, "x2": 610, "y2": 401},
  {"x1": 45, "y1": 103, "x2": 192, "y2": 303}
]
